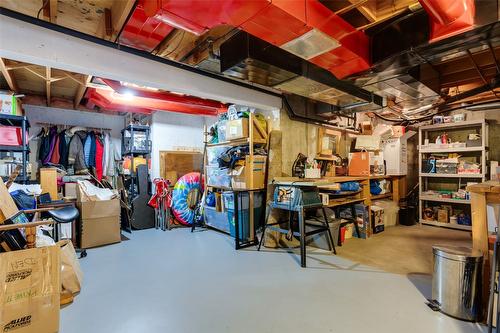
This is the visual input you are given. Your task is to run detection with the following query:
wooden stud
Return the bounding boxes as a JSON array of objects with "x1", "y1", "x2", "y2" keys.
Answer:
[
  {"x1": 24, "y1": 66, "x2": 47, "y2": 81},
  {"x1": 339, "y1": 0, "x2": 370, "y2": 16},
  {"x1": 74, "y1": 75, "x2": 92, "y2": 109},
  {"x1": 49, "y1": 0, "x2": 58, "y2": 23},
  {"x1": 0, "y1": 58, "x2": 18, "y2": 91},
  {"x1": 346, "y1": 0, "x2": 376, "y2": 22},
  {"x1": 46, "y1": 67, "x2": 51, "y2": 107},
  {"x1": 97, "y1": 0, "x2": 135, "y2": 41}
]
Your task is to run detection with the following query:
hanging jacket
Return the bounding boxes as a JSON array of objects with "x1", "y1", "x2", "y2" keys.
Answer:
[
  {"x1": 68, "y1": 131, "x2": 88, "y2": 174},
  {"x1": 95, "y1": 135, "x2": 104, "y2": 181},
  {"x1": 84, "y1": 131, "x2": 97, "y2": 168},
  {"x1": 49, "y1": 135, "x2": 60, "y2": 164},
  {"x1": 58, "y1": 130, "x2": 71, "y2": 169},
  {"x1": 43, "y1": 126, "x2": 58, "y2": 165},
  {"x1": 89, "y1": 132, "x2": 96, "y2": 168},
  {"x1": 37, "y1": 128, "x2": 50, "y2": 163},
  {"x1": 102, "y1": 132, "x2": 109, "y2": 176}
]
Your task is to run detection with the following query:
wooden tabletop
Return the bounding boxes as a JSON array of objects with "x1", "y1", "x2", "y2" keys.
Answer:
[{"x1": 467, "y1": 181, "x2": 500, "y2": 193}]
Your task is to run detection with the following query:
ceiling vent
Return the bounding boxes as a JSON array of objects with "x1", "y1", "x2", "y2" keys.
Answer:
[{"x1": 281, "y1": 29, "x2": 341, "y2": 60}]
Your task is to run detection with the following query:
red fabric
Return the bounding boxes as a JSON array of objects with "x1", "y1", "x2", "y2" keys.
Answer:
[
  {"x1": 50, "y1": 136, "x2": 60, "y2": 164},
  {"x1": 95, "y1": 136, "x2": 104, "y2": 181}
]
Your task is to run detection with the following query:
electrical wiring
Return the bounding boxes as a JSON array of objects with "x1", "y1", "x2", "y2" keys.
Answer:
[{"x1": 37, "y1": 0, "x2": 49, "y2": 19}]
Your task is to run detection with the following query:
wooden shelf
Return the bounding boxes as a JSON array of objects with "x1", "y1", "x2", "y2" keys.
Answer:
[
  {"x1": 418, "y1": 119, "x2": 486, "y2": 130},
  {"x1": 421, "y1": 220, "x2": 472, "y2": 231},
  {"x1": 420, "y1": 195, "x2": 471, "y2": 204},
  {"x1": 420, "y1": 173, "x2": 483, "y2": 178},
  {"x1": 420, "y1": 146, "x2": 484, "y2": 153},
  {"x1": 326, "y1": 198, "x2": 365, "y2": 208},
  {"x1": 207, "y1": 137, "x2": 266, "y2": 147},
  {"x1": 371, "y1": 193, "x2": 392, "y2": 200},
  {"x1": 314, "y1": 156, "x2": 335, "y2": 161}
]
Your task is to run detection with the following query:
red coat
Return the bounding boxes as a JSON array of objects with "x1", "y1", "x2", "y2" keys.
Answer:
[{"x1": 95, "y1": 136, "x2": 104, "y2": 181}]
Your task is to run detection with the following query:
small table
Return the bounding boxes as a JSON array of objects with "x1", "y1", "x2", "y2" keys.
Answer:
[
  {"x1": 468, "y1": 181, "x2": 500, "y2": 322},
  {"x1": 258, "y1": 180, "x2": 336, "y2": 267}
]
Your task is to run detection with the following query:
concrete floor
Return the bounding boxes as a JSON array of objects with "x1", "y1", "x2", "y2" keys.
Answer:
[
  {"x1": 338, "y1": 225, "x2": 472, "y2": 274},
  {"x1": 61, "y1": 228, "x2": 486, "y2": 333}
]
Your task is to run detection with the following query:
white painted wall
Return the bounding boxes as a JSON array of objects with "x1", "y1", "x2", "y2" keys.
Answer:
[
  {"x1": 150, "y1": 111, "x2": 210, "y2": 179},
  {"x1": 25, "y1": 105, "x2": 125, "y2": 174}
]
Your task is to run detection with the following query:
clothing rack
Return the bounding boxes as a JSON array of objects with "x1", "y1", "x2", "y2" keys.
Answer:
[{"x1": 36, "y1": 122, "x2": 112, "y2": 132}]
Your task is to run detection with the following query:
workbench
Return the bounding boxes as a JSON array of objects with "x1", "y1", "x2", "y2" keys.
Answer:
[
  {"x1": 467, "y1": 181, "x2": 500, "y2": 319},
  {"x1": 270, "y1": 175, "x2": 405, "y2": 240}
]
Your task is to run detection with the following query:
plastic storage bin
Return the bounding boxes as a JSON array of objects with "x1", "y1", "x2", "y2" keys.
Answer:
[
  {"x1": 436, "y1": 161, "x2": 458, "y2": 174},
  {"x1": 223, "y1": 191, "x2": 264, "y2": 240},
  {"x1": 204, "y1": 206, "x2": 230, "y2": 233},
  {"x1": 206, "y1": 145, "x2": 230, "y2": 166},
  {"x1": 206, "y1": 166, "x2": 231, "y2": 188}
]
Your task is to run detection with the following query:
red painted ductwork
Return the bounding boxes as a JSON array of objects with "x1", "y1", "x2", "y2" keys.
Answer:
[
  {"x1": 419, "y1": 0, "x2": 475, "y2": 41},
  {"x1": 86, "y1": 79, "x2": 227, "y2": 116},
  {"x1": 119, "y1": 0, "x2": 476, "y2": 79},
  {"x1": 121, "y1": 0, "x2": 370, "y2": 79}
]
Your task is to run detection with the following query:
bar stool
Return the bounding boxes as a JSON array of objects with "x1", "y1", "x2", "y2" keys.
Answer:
[{"x1": 48, "y1": 206, "x2": 79, "y2": 242}]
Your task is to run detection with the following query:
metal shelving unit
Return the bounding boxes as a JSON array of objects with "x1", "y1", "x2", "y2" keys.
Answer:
[
  {"x1": 418, "y1": 119, "x2": 488, "y2": 231},
  {"x1": 0, "y1": 114, "x2": 29, "y2": 184}
]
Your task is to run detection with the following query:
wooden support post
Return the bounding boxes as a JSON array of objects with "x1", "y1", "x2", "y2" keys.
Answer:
[
  {"x1": 0, "y1": 58, "x2": 18, "y2": 91},
  {"x1": 46, "y1": 67, "x2": 51, "y2": 107},
  {"x1": 74, "y1": 75, "x2": 92, "y2": 109}
]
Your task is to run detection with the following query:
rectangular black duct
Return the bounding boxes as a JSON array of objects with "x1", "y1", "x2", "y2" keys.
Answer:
[{"x1": 220, "y1": 31, "x2": 385, "y2": 107}]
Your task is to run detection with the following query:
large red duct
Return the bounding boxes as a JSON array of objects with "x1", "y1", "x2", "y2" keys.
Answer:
[
  {"x1": 121, "y1": 0, "x2": 370, "y2": 79},
  {"x1": 419, "y1": 0, "x2": 475, "y2": 41},
  {"x1": 120, "y1": 0, "x2": 477, "y2": 80},
  {"x1": 86, "y1": 80, "x2": 227, "y2": 116}
]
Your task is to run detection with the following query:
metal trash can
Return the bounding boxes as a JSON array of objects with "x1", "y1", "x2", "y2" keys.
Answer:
[{"x1": 431, "y1": 245, "x2": 483, "y2": 321}]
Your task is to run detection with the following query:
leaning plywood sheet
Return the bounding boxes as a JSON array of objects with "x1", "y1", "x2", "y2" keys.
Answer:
[
  {"x1": 160, "y1": 151, "x2": 203, "y2": 184},
  {"x1": 0, "y1": 178, "x2": 19, "y2": 223}
]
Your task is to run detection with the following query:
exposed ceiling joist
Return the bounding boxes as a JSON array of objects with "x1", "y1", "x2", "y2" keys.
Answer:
[
  {"x1": 96, "y1": 0, "x2": 135, "y2": 41},
  {"x1": 347, "y1": 0, "x2": 377, "y2": 22},
  {"x1": 74, "y1": 75, "x2": 92, "y2": 109},
  {"x1": 336, "y1": 0, "x2": 370, "y2": 16},
  {"x1": 0, "y1": 58, "x2": 18, "y2": 91},
  {"x1": 46, "y1": 66, "x2": 51, "y2": 106}
]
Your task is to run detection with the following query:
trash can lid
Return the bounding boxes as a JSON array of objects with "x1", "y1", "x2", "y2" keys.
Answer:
[{"x1": 432, "y1": 245, "x2": 483, "y2": 262}]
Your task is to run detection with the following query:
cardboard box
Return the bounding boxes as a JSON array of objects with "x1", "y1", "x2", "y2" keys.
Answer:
[
  {"x1": 0, "y1": 91, "x2": 22, "y2": 116},
  {"x1": 371, "y1": 205, "x2": 385, "y2": 234},
  {"x1": 230, "y1": 155, "x2": 266, "y2": 190},
  {"x1": 348, "y1": 152, "x2": 370, "y2": 176},
  {"x1": 383, "y1": 131, "x2": 416, "y2": 175},
  {"x1": 437, "y1": 209, "x2": 449, "y2": 223},
  {"x1": 64, "y1": 182, "x2": 77, "y2": 199},
  {"x1": 369, "y1": 152, "x2": 384, "y2": 175},
  {"x1": 225, "y1": 118, "x2": 265, "y2": 141},
  {"x1": 77, "y1": 186, "x2": 121, "y2": 248},
  {"x1": 0, "y1": 246, "x2": 60, "y2": 333},
  {"x1": 226, "y1": 118, "x2": 248, "y2": 140}
]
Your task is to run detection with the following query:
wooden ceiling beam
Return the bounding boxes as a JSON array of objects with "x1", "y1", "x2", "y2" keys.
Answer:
[
  {"x1": 74, "y1": 75, "x2": 92, "y2": 109},
  {"x1": 347, "y1": 0, "x2": 376, "y2": 22},
  {"x1": 46, "y1": 67, "x2": 51, "y2": 107},
  {"x1": 24, "y1": 67, "x2": 47, "y2": 81},
  {"x1": 96, "y1": 0, "x2": 136, "y2": 41},
  {"x1": 0, "y1": 58, "x2": 18, "y2": 92},
  {"x1": 336, "y1": 0, "x2": 370, "y2": 16},
  {"x1": 5, "y1": 64, "x2": 37, "y2": 71},
  {"x1": 42, "y1": 0, "x2": 58, "y2": 23}
]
